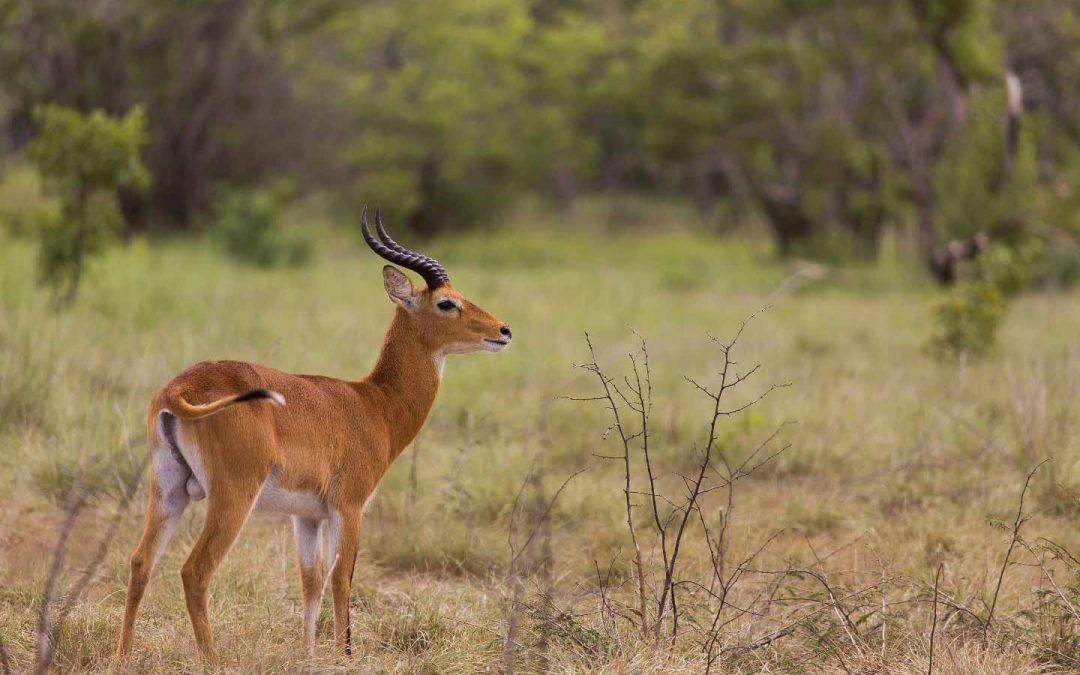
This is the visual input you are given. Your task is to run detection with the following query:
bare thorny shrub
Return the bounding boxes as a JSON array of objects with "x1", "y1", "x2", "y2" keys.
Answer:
[
  {"x1": 562, "y1": 309, "x2": 801, "y2": 669},
  {"x1": 502, "y1": 309, "x2": 1080, "y2": 673}
]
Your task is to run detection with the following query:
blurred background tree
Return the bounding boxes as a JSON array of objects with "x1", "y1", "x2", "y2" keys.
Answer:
[
  {"x1": 27, "y1": 104, "x2": 148, "y2": 305},
  {"x1": 2, "y1": 0, "x2": 1080, "y2": 276}
]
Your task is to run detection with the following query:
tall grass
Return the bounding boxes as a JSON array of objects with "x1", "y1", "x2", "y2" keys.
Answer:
[{"x1": 1, "y1": 208, "x2": 1078, "y2": 672}]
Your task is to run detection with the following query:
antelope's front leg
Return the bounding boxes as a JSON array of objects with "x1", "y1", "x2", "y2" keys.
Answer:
[
  {"x1": 293, "y1": 517, "x2": 324, "y2": 654},
  {"x1": 327, "y1": 507, "x2": 362, "y2": 654}
]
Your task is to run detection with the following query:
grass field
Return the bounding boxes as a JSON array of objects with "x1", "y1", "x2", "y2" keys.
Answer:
[{"x1": 2, "y1": 209, "x2": 1080, "y2": 673}]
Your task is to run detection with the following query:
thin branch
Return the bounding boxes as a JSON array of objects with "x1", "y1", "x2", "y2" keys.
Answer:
[
  {"x1": 788, "y1": 568, "x2": 865, "y2": 656},
  {"x1": 984, "y1": 459, "x2": 1047, "y2": 638},
  {"x1": 717, "y1": 382, "x2": 790, "y2": 417},
  {"x1": 929, "y1": 563, "x2": 943, "y2": 675},
  {"x1": 579, "y1": 332, "x2": 649, "y2": 639},
  {"x1": 509, "y1": 468, "x2": 586, "y2": 568},
  {"x1": 1017, "y1": 536, "x2": 1080, "y2": 623},
  {"x1": 35, "y1": 483, "x2": 89, "y2": 675}
]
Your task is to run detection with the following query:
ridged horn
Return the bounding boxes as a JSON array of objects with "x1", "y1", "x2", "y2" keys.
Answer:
[{"x1": 361, "y1": 206, "x2": 450, "y2": 289}]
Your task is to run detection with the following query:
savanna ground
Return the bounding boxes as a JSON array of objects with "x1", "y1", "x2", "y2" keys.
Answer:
[{"x1": 2, "y1": 202, "x2": 1080, "y2": 673}]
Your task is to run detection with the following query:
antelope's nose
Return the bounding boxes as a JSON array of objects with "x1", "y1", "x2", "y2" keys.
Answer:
[{"x1": 500, "y1": 325, "x2": 512, "y2": 339}]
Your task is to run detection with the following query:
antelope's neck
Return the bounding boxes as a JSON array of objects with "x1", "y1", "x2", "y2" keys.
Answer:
[{"x1": 359, "y1": 309, "x2": 442, "y2": 455}]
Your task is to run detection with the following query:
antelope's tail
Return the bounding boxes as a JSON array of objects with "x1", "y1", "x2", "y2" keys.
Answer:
[{"x1": 169, "y1": 389, "x2": 285, "y2": 421}]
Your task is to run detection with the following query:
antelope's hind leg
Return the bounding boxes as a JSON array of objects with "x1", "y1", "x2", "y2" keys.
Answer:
[
  {"x1": 117, "y1": 438, "x2": 193, "y2": 659},
  {"x1": 180, "y1": 472, "x2": 263, "y2": 662},
  {"x1": 293, "y1": 517, "x2": 325, "y2": 654}
]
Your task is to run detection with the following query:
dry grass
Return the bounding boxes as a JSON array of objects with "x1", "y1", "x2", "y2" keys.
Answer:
[{"x1": 1, "y1": 218, "x2": 1079, "y2": 673}]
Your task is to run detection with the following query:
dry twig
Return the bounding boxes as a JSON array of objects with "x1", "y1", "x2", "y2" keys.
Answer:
[
  {"x1": 929, "y1": 563, "x2": 943, "y2": 675},
  {"x1": 984, "y1": 459, "x2": 1047, "y2": 639}
]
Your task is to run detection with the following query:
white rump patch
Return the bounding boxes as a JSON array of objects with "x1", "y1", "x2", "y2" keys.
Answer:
[
  {"x1": 266, "y1": 390, "x2": 286, "y2": 406},
  {"x1": 169, "y1": 419, "x2": 209, "y2": 501}
]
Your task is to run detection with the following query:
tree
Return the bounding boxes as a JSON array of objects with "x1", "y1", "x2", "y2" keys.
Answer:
[
  {"x1": 329, "y1": 0, "x2": 532, "y2": 235},
  {"x1": 517, "y1": 9, "x2": 612, "y2": 213},
  {"x1": 639, "y1": 0, "x2": 909, "y2": 258},
  {"x1": 0, "y1": 0, "x2": 329, "y2": 230},
  {"x1": 888, "y1": 0, "x2": 1002, "y2": 261},
  {"x1": 28, "y1": 104, "x2": 149, "y2": 305}
]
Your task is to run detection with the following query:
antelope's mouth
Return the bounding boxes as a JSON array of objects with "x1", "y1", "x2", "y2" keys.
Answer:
[{"x1": 483, "y1": 338, "x2": 509, "y2": 351}]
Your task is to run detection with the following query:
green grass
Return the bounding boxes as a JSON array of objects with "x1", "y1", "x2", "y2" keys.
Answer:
[{"x1": 1, "y1": 209, "x2": 1079, "y2": 672}]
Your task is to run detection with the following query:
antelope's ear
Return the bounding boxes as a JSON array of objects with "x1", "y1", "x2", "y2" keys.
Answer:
[{"x1": 383, "y1": 265, "x2": 420, "y2": 311}]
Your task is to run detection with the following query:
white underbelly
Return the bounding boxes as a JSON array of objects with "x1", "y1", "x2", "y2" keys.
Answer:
[{"x1": 254, "y1": 475, "x2": 328, "y2": 520}]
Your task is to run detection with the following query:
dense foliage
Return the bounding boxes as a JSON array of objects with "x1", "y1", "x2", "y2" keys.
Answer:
[{"x1": 3, "y1": 0, "x2": 1080, "y2": 261}]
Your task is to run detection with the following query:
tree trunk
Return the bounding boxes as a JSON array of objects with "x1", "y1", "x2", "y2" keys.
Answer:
[
  {"x1": 550, "y1": 165, "x2": 577, "y2": 216},
  {"x1": 757, "y1": 186, "x2": 814, "y2": 257},
  {"x1": 408, "y1": 155, "x2": 444, "y2": 237},
  {"x1": 691, "y1": 155, "x2": 715, "y2": 220}
]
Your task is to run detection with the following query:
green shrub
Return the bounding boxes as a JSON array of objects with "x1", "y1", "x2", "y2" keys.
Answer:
[
  {"x1": 27, "y1": 104, "x2": 149, "y2": 306},
  {"x1": 927, "y1": 234, "x2": 1041, "y2": 361},
  {"x1": 928, "y1": 281, "x2": 1004, "y2": 358},
  {"x1": 209, "y1": 187, "x2": 312, "y2": 268},
  {"x1": 972, "y1": 240, "x2": 1042, "y2": 296},
  {"x1": 928, "y1": 239, "x2": 1041, "y2": 360}
]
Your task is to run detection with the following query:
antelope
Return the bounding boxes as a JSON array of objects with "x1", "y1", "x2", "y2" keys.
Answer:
[{"x1": 116, "y1": 208, "x2": 512, "y2": 661}]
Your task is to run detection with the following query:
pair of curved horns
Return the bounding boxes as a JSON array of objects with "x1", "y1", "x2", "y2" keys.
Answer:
[{"x1": 361, "y1": 206, "x2": 449, "y2": 289}]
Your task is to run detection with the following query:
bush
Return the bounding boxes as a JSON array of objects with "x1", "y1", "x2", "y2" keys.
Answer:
[
  {"x1": 208, "y1": 187, "x2": 312, "y2": 268},
  {"x1": 929, "y1": 240, "x2": 1040, "y2": 360},
  {"x1": 972, "y1": 240, "x2": 1042, "y2": 297},
  {"x1": 928, "y1": 281, "x2": 1005, "y2": 359},
  {"x1": 27, "y1": 104, "x2": 149, "y2": 305}
]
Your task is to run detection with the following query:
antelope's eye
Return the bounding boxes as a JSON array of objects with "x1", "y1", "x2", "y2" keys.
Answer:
[{"x1": 436, "y1": 300, "x2": 456, "y2": 311}]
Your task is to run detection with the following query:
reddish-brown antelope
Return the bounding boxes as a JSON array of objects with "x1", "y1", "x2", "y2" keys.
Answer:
[{"x1": 116, "y1": 208, "x2": 512, "y2": 661}]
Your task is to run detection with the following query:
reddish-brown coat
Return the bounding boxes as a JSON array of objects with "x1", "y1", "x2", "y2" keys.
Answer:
[{"x1": 116, "y1": 273, "x2": 509, "y2": 661}]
